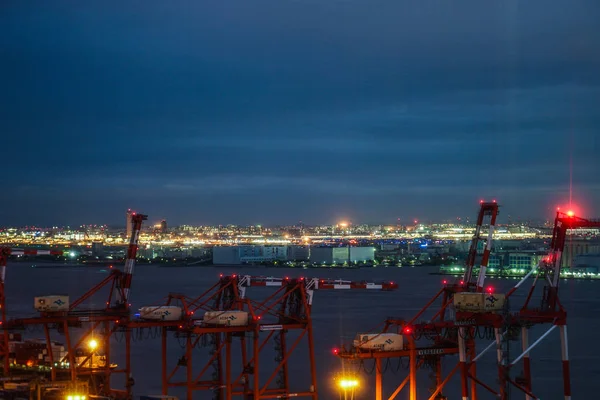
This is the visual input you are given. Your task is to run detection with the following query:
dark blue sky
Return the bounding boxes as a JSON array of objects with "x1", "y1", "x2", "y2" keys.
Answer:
[{"x1": 1, "y1": 1, "x2": 599, "y2": 226}]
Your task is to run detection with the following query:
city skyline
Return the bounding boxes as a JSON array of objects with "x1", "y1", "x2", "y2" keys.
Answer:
[
  {"x1": 2, "y1": 1, "x2": 599, "y2": 226},
  {"x1": 0, "y1": 207, "x2": 560, "y2": 230}
]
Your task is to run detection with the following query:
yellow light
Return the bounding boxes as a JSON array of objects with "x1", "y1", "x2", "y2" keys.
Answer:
[
  {"x1": 338, "y1": 379, "x2": 359, "y2": 389},
  {"x1": 88, "y1": 339, "x2": 98, "y2": 350},
  {"x1": 567, "y1": 210, "x2": 575, "y2": 217}
]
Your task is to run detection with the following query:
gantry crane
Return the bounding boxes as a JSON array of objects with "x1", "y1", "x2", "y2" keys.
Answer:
[
  {"x1": 336, "y1": 203, "x2": 600, "y2": 400},
  {"x1": 5, "y1": 212, "x2": 147, "y2": 399},
  {"x1": 494, "y1": 210, "x2": 600, "y2": 400},
  {"x1": 0, "y1": 246, "x2": 64, "y2": 376},
  {"x1": 335, "y1": 201, "x2": 501, "y2": 400},
  {"x1": 234, "y1": 275, "x2": 397, "y2": 400},
  {"x1": 128, "y1": 273, "x2": 397, "y2": 400}
]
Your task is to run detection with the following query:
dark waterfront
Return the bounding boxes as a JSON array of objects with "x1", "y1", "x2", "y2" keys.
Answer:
[{"x1": 7, "y1": 263, "x2": 599, "y2": 399}]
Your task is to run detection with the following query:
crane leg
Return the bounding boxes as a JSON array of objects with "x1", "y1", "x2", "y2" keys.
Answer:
[{"x1": 559, "y1": 325, "x2": 571, "y2": 400}]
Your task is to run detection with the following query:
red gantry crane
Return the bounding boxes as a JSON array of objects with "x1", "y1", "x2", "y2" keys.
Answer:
[
  {"x1": 456, "y1": 209, "x2": 600, "y2": 400},
  {"x1": 493, "y1": 210, "x2": 600, "y2": 400},
  {"x1": 129, "y1": 274, "x2": 397, "y2": 400},
  {"x1": 336, "y1": 204, "x2": 600, "y2": 400},
  {"x1": 234, "y1": 275, "x2": 397, "y2": 400},
  {"x1": 5, "y1": 212, "x2": 147, "y2": 399},
  {"x1": 335, "y1": 201, "x2": 502, "y2": 400}
]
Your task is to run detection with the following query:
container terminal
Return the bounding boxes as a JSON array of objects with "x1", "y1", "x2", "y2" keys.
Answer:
[{"x1": 0, "y1": 203, "x2": 598, "y2": 400}]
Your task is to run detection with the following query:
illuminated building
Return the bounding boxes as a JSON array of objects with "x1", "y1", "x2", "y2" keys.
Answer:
[
  {"x1": 573, "y1": 253, "x2": 600, "y2": 273},
  {"x1": 91, "y1": 242, "x2": 104, "y2": 257},
  {"x1": 212, "y1": 245, "x2": 289, "y2": 264},
  {"x1": 309, "y1": 246, "x2": 375, "y2": 264},
  {"x1": 508, "y1": 252, "x2": 544, "y2": 271},
  {"x1": 349, "y1": 246, "x2": 375, "y2": 262},
  {"x1": 560, "y1": 238, "x2": 600, "y2": 267},
  {"x1": 309, "y1": 247, "x2": 349, "y2": 264},
  {"x1": 287, "y1": 245, "x2": 309, "y2": 261}
]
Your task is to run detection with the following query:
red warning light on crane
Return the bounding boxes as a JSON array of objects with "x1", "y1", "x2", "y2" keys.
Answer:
[{"x1": 557, "y1": 204, "x2": 580, "y2": 218}]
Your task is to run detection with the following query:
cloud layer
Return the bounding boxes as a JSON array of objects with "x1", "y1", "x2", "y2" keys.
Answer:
[{"x1": 1, "y1": 1, "x2": 599, "y2": 225}]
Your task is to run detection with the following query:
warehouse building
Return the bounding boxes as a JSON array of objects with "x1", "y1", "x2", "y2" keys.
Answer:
[
  {"x1": 213, "y1": 245, "x2": 375, "y2": 265},
  {"x1": 309, "y1": 246, "x2": 375, "y2": 265},
  {"x1": 508, "y1": 252, "x2": 544, "y2": 271},
  {"x1": 309, "y1": 247, "x2": 349, "y2": 265},
  {"x1": 212, "y1": 246, "x2": 242, "y2": 264},
  {"x1": 213, "y1": 245, "x2": 307, "y2": 264},
  {"x1": 349, "y1": 246, "x2": 376, "y2": 262},
  {"x1": 287, "y1": 245, "x2": 310, "y2": 261}
]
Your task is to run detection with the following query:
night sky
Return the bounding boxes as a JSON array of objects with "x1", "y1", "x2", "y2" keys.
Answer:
[{"x1": 1, "y1": 1, "x2": 599, "y2": 227}]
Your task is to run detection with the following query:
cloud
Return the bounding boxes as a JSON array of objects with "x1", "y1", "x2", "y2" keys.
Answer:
[{"x1": 0, "y1": 1, "x2": 599, "y2": 225}]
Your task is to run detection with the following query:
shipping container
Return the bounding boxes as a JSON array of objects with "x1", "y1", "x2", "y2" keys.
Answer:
[
  {"x1": 203, "y1": 311, "x2": 249, "y2": 326},
  {"x1": 139, "y1": 306, "x2": 183, "y2": 321},
  {"x1": 140, "y1": 396, "x2": 179, "y2": 400},
  {"x1": 353, "y1": 333, "x2": 403, "y2": 351},
  {"x1": 453, "y1": 293, "x2": 485, "y2": 312},
  {"x1": 34, "y1": 295, "x2": 69, "y2": 312},
  {"x1": 3, "y1": 383, "x2": 29, "y2": 391}
]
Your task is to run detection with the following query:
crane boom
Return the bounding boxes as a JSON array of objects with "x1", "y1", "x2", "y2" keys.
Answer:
[
  {"x1": 7, "y1": 248, "x2": 63, "y2": 256},
  {"x1": 462, "y1": 201, "x2": 499, "y2": 291},
  {"x1": 234, "y1": 275, "x2": 397, "y2": 303},
  {"x1": 117, "y1": 212, "x2": 148, "y2": 308}
]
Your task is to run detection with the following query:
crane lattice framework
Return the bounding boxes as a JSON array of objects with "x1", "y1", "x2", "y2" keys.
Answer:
[
  {"x1": 1, "y1": 212, "x2": 147, "y2": 399},
  {"x1": 128, "y1": 274, "x2": 397, "y2": 400}
]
